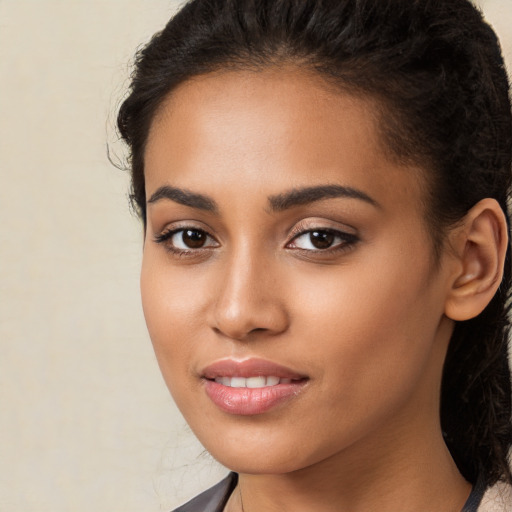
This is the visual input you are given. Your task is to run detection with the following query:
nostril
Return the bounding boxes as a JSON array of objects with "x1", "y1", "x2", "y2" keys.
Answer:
[
  {"x1": 212, "y1": 325, "x2": 267, "y2": 340},
  {"x1": 211, "y1": 324, "x2": 274, "y2": 342}
]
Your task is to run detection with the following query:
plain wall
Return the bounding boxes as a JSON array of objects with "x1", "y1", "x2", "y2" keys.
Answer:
[{"x1": 0, "y1": 1, "x2": 510, "y2": 510}]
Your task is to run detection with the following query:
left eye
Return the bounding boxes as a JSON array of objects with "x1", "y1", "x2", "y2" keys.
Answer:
[
  {"x1": 289, "y1": 229, "x2": 354, "y2": 251},
  {"x1": 155, "y1": 228, "x2": 218, "y2": 250}
]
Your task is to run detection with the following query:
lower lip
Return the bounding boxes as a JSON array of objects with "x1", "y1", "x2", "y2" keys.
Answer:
[{"x1": 203, "y1": 380, "x2": 307, "y2": 415}]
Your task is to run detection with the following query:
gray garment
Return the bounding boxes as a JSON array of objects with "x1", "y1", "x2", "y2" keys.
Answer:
[
  {"x1": 172, "y1": 473, "x2": 238, "y2": 512},
  {"x1": 172, "y1": 472, "x2": 486, "y2": 512}
]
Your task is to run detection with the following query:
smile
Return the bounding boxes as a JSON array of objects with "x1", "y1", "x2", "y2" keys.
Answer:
[
  {"x1": 201, "y1": 358, "x2": 308, "y2": 415},
  {"x1": 213, "y1": 376, "x2": 293, "y2": 388}
]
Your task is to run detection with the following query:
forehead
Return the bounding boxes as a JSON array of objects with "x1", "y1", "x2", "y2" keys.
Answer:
[{"x1": 144, "y1": 67, "x2": 425, "y2": 214}]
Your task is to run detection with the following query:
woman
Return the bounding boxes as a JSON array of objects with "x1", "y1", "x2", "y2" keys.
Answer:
[{"x1": 117, "y1": 0, "x2": 512, "y2": 510}]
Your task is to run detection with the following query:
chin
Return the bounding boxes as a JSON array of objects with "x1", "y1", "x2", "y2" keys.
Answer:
[
  {"x1": 213, "y1": 450, "x2": 308, "y2": 475},
  {"x1": 195, "y1": 425, "x2": 338, "y2": 476}
]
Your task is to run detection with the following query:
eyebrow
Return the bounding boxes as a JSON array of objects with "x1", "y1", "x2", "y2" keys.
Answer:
[
  {"x1": 147, "y1": 185, "x2": 218, "y2": 213},
  {"x1": 268, "y1": 185, "x2": 379, "y2": 211},
  {"x1": 146, "y1": 183, "x2": 378, "y2": 213}
]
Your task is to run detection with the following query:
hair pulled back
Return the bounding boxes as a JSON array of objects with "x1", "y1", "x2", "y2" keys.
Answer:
[{"x1": 118, "y1": 0, "x2": 512, "y2": 487}]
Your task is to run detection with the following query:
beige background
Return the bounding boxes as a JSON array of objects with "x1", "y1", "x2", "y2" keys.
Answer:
[{"x1": 0, "y1": 1, "x2": 510, "y2": 511}]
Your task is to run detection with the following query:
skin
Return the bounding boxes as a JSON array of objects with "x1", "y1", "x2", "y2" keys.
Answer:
[{"x1": 140, "y1": 68, "x2": 505, "y2": 511}]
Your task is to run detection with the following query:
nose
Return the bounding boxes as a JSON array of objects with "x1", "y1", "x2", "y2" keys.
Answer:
[{"x1": 210, "y1": 251, "x2": 289, "y2": 341}]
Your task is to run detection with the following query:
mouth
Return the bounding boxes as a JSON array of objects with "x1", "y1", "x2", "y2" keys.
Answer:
[
  {"x1": 201, "y1": 358, "x2": 309, "y2": 415},
  {"x1": 211, "y1": 375, "x2": 295, "y2": 388}
]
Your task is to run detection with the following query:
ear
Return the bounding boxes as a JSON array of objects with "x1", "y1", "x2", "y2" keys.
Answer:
[{"x1": 444, "y1": 198, "x2": 508, "y2": 321}]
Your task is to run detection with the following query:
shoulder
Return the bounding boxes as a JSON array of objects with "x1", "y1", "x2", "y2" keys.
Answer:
[
  {"x1": 171, "y1": 473, "x2": 238, "y2": 512},
  {"x1": 478, "y1": 481, "x2": 512, "y2": 512}
]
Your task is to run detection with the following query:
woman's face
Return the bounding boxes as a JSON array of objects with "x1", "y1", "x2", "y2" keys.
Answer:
[{"x1": 141, "y1": 68, "x2": 456, "y2": 474}]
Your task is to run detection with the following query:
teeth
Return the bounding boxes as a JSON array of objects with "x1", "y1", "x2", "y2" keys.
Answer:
[
  {"x1": 213, "y1": 376, "x2": 293, "y2": 388},
  {"x1": 231, "y1": 377, "x2": 246, "y2": 388},
  {"x1": 247, "y1": 376, "x2": 266, "y2": 388},
  {"x1": 266, "y1": 376, "x2": 279, "y2": 386}
]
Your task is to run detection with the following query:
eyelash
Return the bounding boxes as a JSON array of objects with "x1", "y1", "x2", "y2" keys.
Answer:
[
  {"x1": 153, "y1": 227, "x2": 218, "y2": 257},
  {"x1": 286, "y1": 224, "x2": 359, "y2": 255},
  {"x1": 153, "y1": 225, "x2": 359, "y2": 257}
]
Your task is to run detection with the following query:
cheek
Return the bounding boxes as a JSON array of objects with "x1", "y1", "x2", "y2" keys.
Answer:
[
  {"x1": 292, "y1": 248, "x2": 442, "y2": 402},
  {"x1": 140, "y1": 251, "x2": 210, "y2": 389}
]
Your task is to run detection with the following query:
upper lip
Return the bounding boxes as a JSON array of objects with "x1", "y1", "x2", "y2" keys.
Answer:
[{"x1": 201, "y1": 358, "x2": 307, "y2": 380}]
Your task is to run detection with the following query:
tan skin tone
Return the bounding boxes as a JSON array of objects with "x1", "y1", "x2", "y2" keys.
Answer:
[{"x1": 141, "y1": 68, "x2": 508, "y2": 512}]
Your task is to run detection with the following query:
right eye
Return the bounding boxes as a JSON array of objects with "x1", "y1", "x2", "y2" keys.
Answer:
[{"x1": 154, "y1": 227, "x2": 219, "y2": 252}]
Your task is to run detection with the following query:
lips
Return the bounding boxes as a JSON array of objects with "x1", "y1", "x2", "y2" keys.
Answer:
[{"x1": 201, "y1": 358, "x2": 308, "y2": 415}]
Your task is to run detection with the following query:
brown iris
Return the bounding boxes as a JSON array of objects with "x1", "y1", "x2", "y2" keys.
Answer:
[
  {"x1": 309, "y1": 230, "x2": 335, "y2": 249},
  {"x1": 182, "y1": 229, "x2": 207, "y2": 248}
]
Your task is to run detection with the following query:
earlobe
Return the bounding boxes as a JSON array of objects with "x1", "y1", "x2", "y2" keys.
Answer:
[{"x1": 444, "y1": 198, "x2": 508, "y2": 322}]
